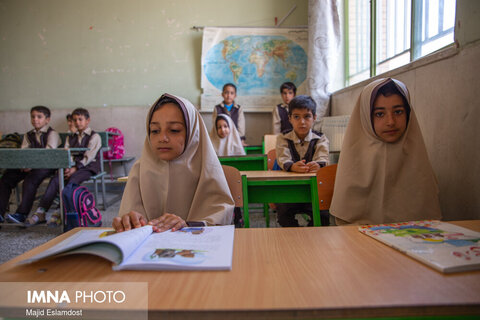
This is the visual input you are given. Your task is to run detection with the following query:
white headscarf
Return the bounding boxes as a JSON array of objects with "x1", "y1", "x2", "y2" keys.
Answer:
[
  {"x1": 330, "y1": 78, "x2": 442, "y2": 225},
  {"x1": 119, "y1": 93, "x2": 234, "y2": 225},
  {"x1": 209, "y1": 114, "x2": 246, "y2": 156}
]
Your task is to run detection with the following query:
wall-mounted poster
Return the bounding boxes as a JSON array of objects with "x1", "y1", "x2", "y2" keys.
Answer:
[{"x1": 201, "y1": 27, "x2": 308, "y2": 111}]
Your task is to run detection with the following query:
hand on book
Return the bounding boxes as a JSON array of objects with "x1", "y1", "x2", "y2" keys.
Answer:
[
  {"x1": 112, "y1": 211, "x2": 148, "y2": 232},
  {"x1": 148, "y1": 213, "x2": 187, "y2": 233}
]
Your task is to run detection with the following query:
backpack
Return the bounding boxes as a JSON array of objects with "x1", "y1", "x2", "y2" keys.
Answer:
[
  {"x1": 62, "y1": 183, "x2": 102, "y2": 232},
  {"x1": 0, "y1": 132, "x2": 22, "y2": 148},
  {"x1": 103, "y1": 127, "x2": 125, "y2": 160}
]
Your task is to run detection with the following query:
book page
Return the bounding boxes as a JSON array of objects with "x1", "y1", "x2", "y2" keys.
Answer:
[
  {"x1": 20, "y1": 226, "x2": 153, "y2": 265},
  {"x1": 115, "y1": 225, "x2": 235, "y2": 271},
  {"x1": 359, "y1": 221, "x2": 480, "y2": 273}
]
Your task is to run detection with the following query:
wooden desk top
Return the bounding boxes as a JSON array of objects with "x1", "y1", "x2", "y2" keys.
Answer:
[
  {"x1": 240, "y1": 170, "x2": 316, "y2": 180},
  {"x1": 1, "y1": 221, "x2": 479, "y2": 319}
]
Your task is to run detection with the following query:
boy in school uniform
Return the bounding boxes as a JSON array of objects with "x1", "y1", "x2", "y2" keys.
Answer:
[
  {"x1": 275, "y1": 95, "x2": 330, "y2": 227},
  {"x1": 27, "y1": 107, "x2": 102, "y2": 226},
  {"x1": 66, "y1": 113, "x2": 77, "y2": 134},
  {"x1": 272, "y1": 82, "x2": 296, "y2": 134},
  {"x1": 1, "y1": 106, "x2": 61, "y2": 224},
  {"x1": 212, "y1": 83, "x2": 246, "y2": 144}
]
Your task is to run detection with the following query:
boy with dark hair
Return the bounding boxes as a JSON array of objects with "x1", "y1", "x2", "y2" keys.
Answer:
[
  {"x1": 212, "y1": 83, "x2": 246, "y2": 143},
  {"x1": 66, "y1": 113, "x2": 77, "y2": 134},
  {"x1": 272, "y1": 82, "x2": 296, "y2": 134},
  {"x1": 1, "y1": 106, "x2": 61, "y2": 224},
  {"x1": 275, "y1": 95, "x2": 330, "y2": 227},
  {"x1": 28, "y1": 107, "x2": 102, "y2": 226}
]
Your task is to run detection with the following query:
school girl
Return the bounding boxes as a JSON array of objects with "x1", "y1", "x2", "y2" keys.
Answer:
[
  {"x1": 330, "y1": 78, "x2": 442, "y2": 225},
  {"x1": 113, "y1": 94, "x2": 234, "y2": 232},
  {"x1": 209, "y1": 114, "x2": 246, "y2": 156}
]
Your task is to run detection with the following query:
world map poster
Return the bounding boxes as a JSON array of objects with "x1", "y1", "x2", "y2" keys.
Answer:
[{"x1": 201, "y1": 27, "x2": 308, "y2": 111}]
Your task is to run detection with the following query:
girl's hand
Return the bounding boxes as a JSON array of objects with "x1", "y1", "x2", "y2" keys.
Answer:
[
  {"x1": 148, "y1": 213, "x2": 187, "y2": 233},
  {"x1": 112, "y1": 211, "x2": 147, "y2": 232}
]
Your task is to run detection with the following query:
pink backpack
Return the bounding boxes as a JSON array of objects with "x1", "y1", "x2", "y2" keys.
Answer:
[{"x1": 104, "y1": 127, "x2": 125, "y2": 160}]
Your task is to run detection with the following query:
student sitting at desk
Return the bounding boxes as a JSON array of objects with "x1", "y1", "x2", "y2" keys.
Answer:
[
  {"x1": 27, "y1": 107, "x2": 102, "y2": 226},
  {"x1": 275, "y1": 95, "x2": 330, "y2": 227},
  {"x1": 272, "y1": 81, "x2": 296, "y2": 134},
  {"x1": 330, "y1": 78, "x2": 442, "y2": 225},
  {"x1": 113, "y1": 94, "x2": 234, "y2": 233},
  {"x1": 209, "y1": 114, "x2": 245, "y2": 156},
  {"x1": 212, "y1": 83, "x2": 246, "y2": 144},
  {"x1": 1, "y1": 106, "x2": 60, "y2": 224}
]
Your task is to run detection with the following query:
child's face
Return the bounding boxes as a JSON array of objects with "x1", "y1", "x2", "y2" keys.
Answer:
[
  {"x1": 216, "y1": 119, "x2": 230, "y2": 138},
  {"x1": 289, "y1": 108, "x2": 316, "y2": 140},
  {"x1": 149, "y1": 103, "x2": 186, "y2": 161},
  {"x1": 73, "y1": 114, "x2": 90, "y2": 133},
  {"x1": 30, "y1": 110, "x2": 50, "y2": 130},
  {"x1": 372, "y1": 94, "x2": 407, "y2": 143},
  {"x1": 281, "y1": 89, "x2": 295, "y2": 105},
  {"x1": 67, "y1": 119, "x2": 77, "y2": 132},
  {"x1": 222, "y1": 86, "x2": 236, "y2": 105}
]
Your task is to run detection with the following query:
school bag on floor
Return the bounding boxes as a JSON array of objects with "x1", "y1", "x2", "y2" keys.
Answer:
[
  {"x1": 104, "y1": 127, "x2": 125, "y2": 160},
  {"x1": 62, "y1": 183, "x2": 102, "y2": 232}
]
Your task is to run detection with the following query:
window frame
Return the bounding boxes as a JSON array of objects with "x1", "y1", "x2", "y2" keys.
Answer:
[{"x1": 344, "y1": 0, "x2": 456, "y2": 87}]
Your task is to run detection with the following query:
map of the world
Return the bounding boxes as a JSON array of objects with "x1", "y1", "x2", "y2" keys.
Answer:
[
  {"x1": 201, "y1": 27, "x2": 308, "y2": 111},
  {"x1": 203, "y1": 35, "x2": 307, "y2": 96}
]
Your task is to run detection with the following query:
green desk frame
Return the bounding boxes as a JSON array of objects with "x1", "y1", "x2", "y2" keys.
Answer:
[
  {"x1": 219, "y1": 155, "x2": 267, "y2": 171},
  {"x1": 244, "y1": 145, "x2": 263, "y2": 155},
  {"x1": 241, "y1": 175, "x2": 320, "y2": 228}
]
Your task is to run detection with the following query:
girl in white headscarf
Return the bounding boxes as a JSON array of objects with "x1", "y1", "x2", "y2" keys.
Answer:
[
  {"x1": 113, "y1": 94, "x2": 234, "y2": 232},
  {"x1": 209, "y1": 114, "x2": 246, "y2": 156},
  {"x1": 330, "y1": 78, "x2": 442, "y2": 225}
]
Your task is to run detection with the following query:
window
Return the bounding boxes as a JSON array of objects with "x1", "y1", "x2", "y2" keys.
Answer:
[{"x1": 345, "y1": 0, "x2": 456, "y2": 86}]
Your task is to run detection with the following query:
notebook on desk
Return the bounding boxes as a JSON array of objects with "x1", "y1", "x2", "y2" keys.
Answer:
[{"x1": 359, "y1": 220, "x2": 480, "y2": 273}]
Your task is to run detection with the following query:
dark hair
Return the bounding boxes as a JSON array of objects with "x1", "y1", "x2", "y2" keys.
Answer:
[
  {"x1": 66, "y1": 113, "x2": 73, "y2": 121},
  {"x1": 280, "y1": 82, "x2": 297, "y2": 94},
  {"x1": 152, "y1": 96, "x2": 181, "y2": 117},
  {"x1": 149, "y1": 94, "x2": 189, "y2": 151},
  {"x1": 288, "y1": 95, "x2": 316, "y2": 116},
  {"x1": 30, "y1": 105, "x2": 51, "y2": 118},
  {"x1": 215, "y1": 115, "x2": 230, "y2": 128},
  {"x1": 222, "y1": 83, "x2": 237, "y2": 93},
  {"x1": 373, "y1": 80, "x2": 411, "y2": 120},
  {"x1": 72, "y1": 108, "x2": 90, "y2": 119}
]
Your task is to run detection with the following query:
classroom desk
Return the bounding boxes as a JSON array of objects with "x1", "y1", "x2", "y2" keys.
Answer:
[
  {"x1": 0, "y1": 221, "x2": 479, "y2": 319},
  {"x1": 244, "y1": 145, "x2": 263, "y2": 155},
  {"x1": 0, "y1": 148, "x2": 73, "y2": 228},
  {"x1": 240, "y1": 170, "x2": 320, "y2": 228},
  {"x1": 218, "y1": 154, "x2": 267, "y2": 171}
]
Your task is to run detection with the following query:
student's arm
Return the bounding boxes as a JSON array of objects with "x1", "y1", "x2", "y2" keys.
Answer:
[
  {"x1": 46, "y1": 131, "x2": 61, "y2": 149},
  {"x1": 77, "y1": 133, "x2": 101, "y2": 168},
  {"x1": 237, "y1": 107, "x2": 246, "y2": 140},
  {"x1": 275, "y1": 134, "x2": 294, "y2": 171},
  {"x1": 310, "y1": 135, "x2": 330, "y2": 169},
  {"x1": 272, "y1": 106, "x2": 281, "y2": 134}
]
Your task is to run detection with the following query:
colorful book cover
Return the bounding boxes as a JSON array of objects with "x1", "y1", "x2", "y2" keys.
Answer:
[{"x1": 359, "y1": 220, "x2": 480, "y2": 273}]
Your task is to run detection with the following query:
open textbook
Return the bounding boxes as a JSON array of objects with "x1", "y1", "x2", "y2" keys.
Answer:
[
  {"x1": 19, "y1": 225, "x2": 235, "y2": 271},
  {"x1": 359, "y1": 220, "x2": 480, "y2": 273}
]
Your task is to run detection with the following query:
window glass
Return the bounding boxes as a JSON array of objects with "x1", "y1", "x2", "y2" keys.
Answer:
[
  {"x1": 347, "y1": 0, "x2": 370, "y2": 85},
  {"x1": 376, "y1": 0, "x2": 411, "y2": 74}
]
